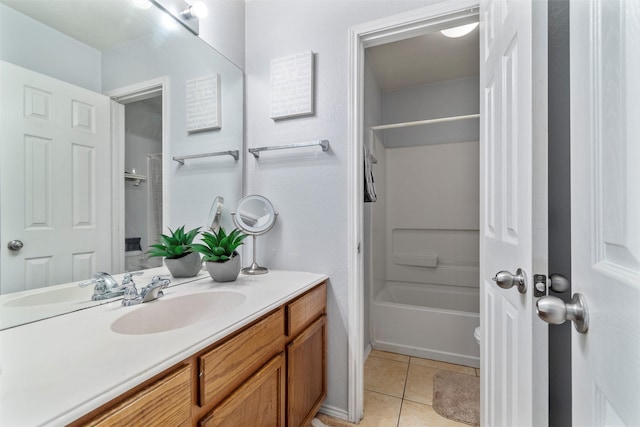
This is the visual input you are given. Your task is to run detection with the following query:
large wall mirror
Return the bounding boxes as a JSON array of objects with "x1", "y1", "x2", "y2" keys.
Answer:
[{"x1": 0, "y1": 0, "x2": 244, "y2": 329}]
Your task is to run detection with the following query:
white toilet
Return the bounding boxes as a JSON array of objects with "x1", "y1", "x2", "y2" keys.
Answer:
[{"x1": 474, "y1": 326, "x2": 481, "y2": 346}]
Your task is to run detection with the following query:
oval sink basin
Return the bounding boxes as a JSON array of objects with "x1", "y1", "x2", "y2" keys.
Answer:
[
  {"x1": 110, "y1": 291, "x2": 246, "y2": 335},
  {"x1": 3, "y1": 285, "x2": 95, "y2": 307}
]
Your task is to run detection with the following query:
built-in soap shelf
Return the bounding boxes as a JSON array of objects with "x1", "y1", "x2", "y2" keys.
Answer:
[
  {"x1": 124, "y1": 172, "x2": 146, "y2": 187},
  {"x1": 392, "y1": 254, "x2": 438, "y2": 268}
]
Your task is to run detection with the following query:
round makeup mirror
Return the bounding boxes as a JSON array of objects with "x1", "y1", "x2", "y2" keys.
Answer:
[{"x1": 232, "y1": 195, "x2": 278, "y2": 275}]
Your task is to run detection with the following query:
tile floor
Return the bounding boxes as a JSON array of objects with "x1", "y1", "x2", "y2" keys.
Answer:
[{"x1": 313, "y1": 350, "x2": 480, "y2": 427}]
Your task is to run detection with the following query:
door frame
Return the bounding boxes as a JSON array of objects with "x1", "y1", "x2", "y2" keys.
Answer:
[
  {"x1": 106, "y1": 77, "x2": 169, "y2": 273},
  {"x1": 346, "y1": 1, "x2": 479, "y2": 422}
]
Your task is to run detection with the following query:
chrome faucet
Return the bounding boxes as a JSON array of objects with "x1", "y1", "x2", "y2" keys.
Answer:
[
  {"x1": 79, "y1": 271, "x2": 144, "y2": 301},
  {"x1": 122, "y1": 276, "x2": 171, "y2": 307}
]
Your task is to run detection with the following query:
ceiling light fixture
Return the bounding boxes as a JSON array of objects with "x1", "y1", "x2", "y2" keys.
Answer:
[{"x1": 440, "y1": 22, "x2": 479, "y2": 38}]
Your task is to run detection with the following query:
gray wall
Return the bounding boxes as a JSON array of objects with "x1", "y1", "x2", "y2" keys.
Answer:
[
  {"x1": 199, "y1": 0, "x2": 245, "y2": 70},
  {"x1": 101, "y1": 30, "x2": 244, "y2": 236},
  {"x1": 244, "y1": 0, "x2": 436, "y2": 416},
  {"x1": 382, "y1": 76, "x2": 480, "y2": 148},
  {"x1": 0, "y1": 4, "x2": 101, "y2": 92},
  {"x1": 362, "y1": 55, "x2": 384, "y2": 354},
  {"x1": 548, "y1": 0, "x2": 572, "y2": 425}
]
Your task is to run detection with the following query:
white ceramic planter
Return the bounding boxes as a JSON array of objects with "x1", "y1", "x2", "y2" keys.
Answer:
[
  {"x1": 205, "y1": 253, "x2": 241, "y2": 282},
  {"x1": 164, "y1": 252, "x2": 202, "y2": 278}
]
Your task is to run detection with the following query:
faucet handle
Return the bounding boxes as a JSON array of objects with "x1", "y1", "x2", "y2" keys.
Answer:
[
  {"x1": 78, "y1": 278, "x2": 97, "y2": 288},
  {"x1": 79, "y1": 272, "x2": 116, "y2": 295},
  {"x1": 123, "y1": 271, "x2": 144, "y2": 280},
  {"x1": 121, "y1": 271, "x2": 144, "y2": 287}
]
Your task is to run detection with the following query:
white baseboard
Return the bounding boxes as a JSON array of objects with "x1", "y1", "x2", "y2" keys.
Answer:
[
  {"x1": 363, "y1": 343, "x2": 372, "y2": 363},
  {"x1": 318, "y1": 404, "x2": 349, "y2": 422}
]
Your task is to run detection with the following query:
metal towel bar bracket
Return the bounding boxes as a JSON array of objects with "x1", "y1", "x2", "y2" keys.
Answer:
[
  {"x1": 248, "y1": 140, "x2": 329, "y2": 159},
  {"x1": 173, "y1": 150, "x2": 239, "y2": 165}
]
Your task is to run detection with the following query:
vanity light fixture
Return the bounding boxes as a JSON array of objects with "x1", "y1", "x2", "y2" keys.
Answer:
[
  {"x1": 150, "y1": 0, "x2": 206, "y2": 35},
  {"x1": 183, "y1": 1, "x2": 208, "y2": 19},
  {"x1": 440, "y1": 22, "x2": 479, "y2": 38}
]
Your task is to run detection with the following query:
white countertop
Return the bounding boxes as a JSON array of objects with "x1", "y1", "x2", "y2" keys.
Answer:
[
  {"x1": 0, "y1": 270, "x2": 327, "y2": 426},
  {"x1": 0, "y1": 268, "x2": 210, "y2": 330}
]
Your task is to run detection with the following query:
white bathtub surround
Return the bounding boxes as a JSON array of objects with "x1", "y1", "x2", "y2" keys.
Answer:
[
  {"x1": 368, "y1": 140, "x2": 480, "y2": 367},
  {"x1": 365, "y1": 68, "x2": 480, "y2": 368},
  {"x1": 0, "y1": 270, "x2": 327, "y2": 426},
  {"x1": 372, "y1": 282, "x2": 479, "y2": 368}
]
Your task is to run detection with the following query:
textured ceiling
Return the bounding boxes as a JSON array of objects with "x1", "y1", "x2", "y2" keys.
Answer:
[{"x1": 366, "y1": 26, "x2": 479, "y2": 90}]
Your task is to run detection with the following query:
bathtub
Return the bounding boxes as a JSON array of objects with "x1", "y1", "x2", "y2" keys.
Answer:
[{"x1": 371, "y1": 281, "x2": 480, "y2": 368}]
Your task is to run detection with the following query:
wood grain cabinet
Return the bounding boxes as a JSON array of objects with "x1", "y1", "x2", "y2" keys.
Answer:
[
  {"x1": 76, "y1": 364, "x2": 192, "y2": 427},
  {"x1": 71, "y1": 281, "x2": 327, "y2": 427},
  {"x1": 285, "y1": 283, "x2": 327, "y2": 427},
  {"x1": 199, "y1": 353, "x2": 286, "y2": 427}
]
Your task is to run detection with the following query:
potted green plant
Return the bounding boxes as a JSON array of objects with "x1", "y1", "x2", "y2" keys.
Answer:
[
  {"x1": 191, "y1": 227, "x2": 247, "y2": 282},
  {"x1": 147, "y1": 226, "x2": 202, "y2": 278}
]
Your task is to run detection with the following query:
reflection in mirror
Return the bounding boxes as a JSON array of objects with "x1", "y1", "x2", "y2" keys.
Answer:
[
  {"x1": 0, "y1": 0, "x2": 243, "y2": 329},
  {"x1": 208, "y1": 196, "x2": 224, "y2": 232},
  {"x1": 232, "y1": 195, "x2": 278, "y2": 275}
]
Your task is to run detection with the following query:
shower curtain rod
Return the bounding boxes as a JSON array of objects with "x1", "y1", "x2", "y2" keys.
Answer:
[{"x1": 370, "y1": 113, "x2": 480, "y2": 131}]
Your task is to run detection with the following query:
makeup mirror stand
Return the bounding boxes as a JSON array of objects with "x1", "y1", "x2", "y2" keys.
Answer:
[{"x1": 231, "y1": 195, "x2": 278, "y2": 275}]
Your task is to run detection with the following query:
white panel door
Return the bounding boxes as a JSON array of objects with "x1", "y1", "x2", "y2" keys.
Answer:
[
  {"x1": 0, "y1": 61, "x2": 112, "y2": 294},
  {"x1": 479, "y1": 0, "x2": 547, "y2": 425},
  {"x1": 570, "y1": 0, "x2": 640, "y2": 425}
]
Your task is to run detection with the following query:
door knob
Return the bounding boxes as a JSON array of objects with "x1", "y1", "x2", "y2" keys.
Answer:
[
  {"x1": 493, "y1": 268, "x2": 527, "y2": 294},
  {"x1": 536, "y1": 293, "x2": 589, "y2": 333},
  {"x1": 549, "y1": 273, "x2": 570, "y2": 292},
  {"x1": 7, "y1": 240, "x2": 23, "y2": 251}
]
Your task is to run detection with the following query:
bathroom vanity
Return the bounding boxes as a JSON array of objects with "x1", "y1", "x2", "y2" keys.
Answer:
[{"x1": 0, "y1": 271, "x2": 327, "y2": 427}]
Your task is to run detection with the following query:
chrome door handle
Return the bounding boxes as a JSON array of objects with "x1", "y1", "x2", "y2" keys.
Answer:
[
  {"x1": 7, "y1": 240, "x2": 23, "y2": 251},
  {"x1": 493, "y1": 268, "x2": 527, "y2": 294},
  {"x1": 536, "y1": 293, "x2": 589, "y2": 333}
]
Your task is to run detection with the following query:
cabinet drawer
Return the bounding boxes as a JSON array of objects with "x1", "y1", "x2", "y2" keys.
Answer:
[
  {"x1": 86, "y1": 364, "x2": 191, "y2": 427},
  {"x1": 199, "y1": 308, "x2": 284, "y2": 408},
  {"x1": 286, "y1": 282, "x2": 326, "y2": 337},
  {"x1": 199, "y1": 353, "x2": 286, "y2": 427}
]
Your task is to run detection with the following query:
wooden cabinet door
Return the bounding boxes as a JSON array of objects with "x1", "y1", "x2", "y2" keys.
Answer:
[
  {"x1": 286, "y1": 316, "x2": 327, "y2": 427},
  {"x1": 199, "y1": 308, "x2": 284, "y2": 408},
  {"x1": 84, "y1": 364, "x2": 192, "y2": 427},
  {"x1": 199, "y1": 353, "x2": 286, "y2": 427}
]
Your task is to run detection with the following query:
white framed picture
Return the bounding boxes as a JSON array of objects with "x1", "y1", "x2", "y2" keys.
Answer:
[
  {"x1": 186, "y1": 73, "x2": 221, "y2": 132},
  {"x1": 270, "y1": 51, "x2": 314, "y2": 120}
]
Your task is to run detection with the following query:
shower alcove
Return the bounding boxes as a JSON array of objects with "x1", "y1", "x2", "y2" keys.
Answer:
[{"x1": 363, "y1": 27, "x2": 480, "y2": 368}]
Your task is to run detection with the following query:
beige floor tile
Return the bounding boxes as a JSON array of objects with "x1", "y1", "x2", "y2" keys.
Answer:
[
  {"x1": 398, "y1": 400, "x2": 470, "y2": 427},
  {"x1": 410, "y1": 357, "x2": 476, "y2": 376},
  {"x1": 358, "y1": 390, "x2": 402, "y2": 427},
  {"x1": 370, "y1": 349, "x2": 411, "y2": 363},
  {"x1": 312, "y1": 413, "x2": 357, "y2": 426},
  {"x1": 364, "y1": 355, "x2": 409, "y2": 398},
  {"x1": 403, "y1": 364, "x2": 436, "y2": 405}
]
